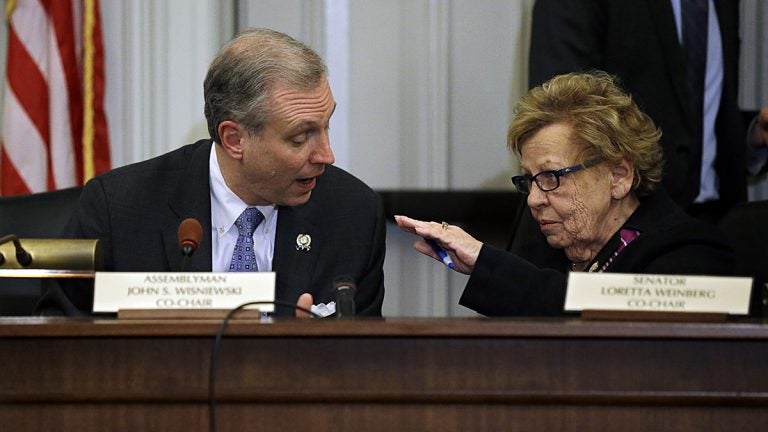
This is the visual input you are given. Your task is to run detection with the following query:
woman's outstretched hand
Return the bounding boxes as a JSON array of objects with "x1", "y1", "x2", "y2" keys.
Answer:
[{"x1": 394, "y1": 215, "x2": 483, "y2": 275}]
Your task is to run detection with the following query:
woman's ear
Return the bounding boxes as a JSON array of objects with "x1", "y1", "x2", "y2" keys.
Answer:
[
  {"x1": 218, "y1": 120, "x2": 245, "y2": 160},
  {"x1": 610, "y1": 158, "x2": 634, "y2": 200}
]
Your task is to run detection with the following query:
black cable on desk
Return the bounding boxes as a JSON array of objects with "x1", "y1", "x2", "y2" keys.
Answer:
[{"x1": 209, "y1": 300, "x2": 319, "y2": 432}]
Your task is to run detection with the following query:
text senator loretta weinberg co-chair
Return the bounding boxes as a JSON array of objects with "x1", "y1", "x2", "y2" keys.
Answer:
[
  {"x1": 0, "y1": 186, "x2": 83, "y2": 316},
  {"x1": 717, "y1": 199, "x2": 768, "y2": 318}
]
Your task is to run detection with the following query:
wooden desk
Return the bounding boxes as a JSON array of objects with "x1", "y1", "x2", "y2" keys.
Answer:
[{"x1": 1, "y1": 317, "x2": 767, "y2": 431}]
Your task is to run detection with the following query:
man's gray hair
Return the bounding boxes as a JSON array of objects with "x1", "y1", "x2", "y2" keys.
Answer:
[{"x1": 203, "y1": 28, "x2": 328, "y2": 143}]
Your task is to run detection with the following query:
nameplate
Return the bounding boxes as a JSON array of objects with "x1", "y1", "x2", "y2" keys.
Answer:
[
  {"x1": 564, "y1": 273, "x2": 752, "y2": 315},
  {"x1": 93, "y1": 272, "x2": 276, "y2": 313}
]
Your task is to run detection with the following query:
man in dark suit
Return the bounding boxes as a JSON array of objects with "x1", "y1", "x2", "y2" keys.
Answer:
[
  {"x1": 44, "y1": 28, "x2": 385, "y2": 317},
  {"x1": 528, "y1": 0, "x2": 768, "y2": 223}
]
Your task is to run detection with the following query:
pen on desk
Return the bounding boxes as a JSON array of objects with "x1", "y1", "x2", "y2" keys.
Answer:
[{"x1": 425, "y1": 238, "x2": 454, "y2": 269}]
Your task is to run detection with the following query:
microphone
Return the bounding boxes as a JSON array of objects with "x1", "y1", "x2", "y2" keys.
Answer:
[
  {"x1": 0, "y1": 234, "x2": 33, "y2": 267},
  {"x1": 177, "y1": 218, "x2": 202, "y2": 271},
  {"x1": 333, "y1": 276, "x2": 356, "y2": 318}
]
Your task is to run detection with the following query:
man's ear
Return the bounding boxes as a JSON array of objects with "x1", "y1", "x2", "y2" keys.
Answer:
[
  {"x1": 218, "y1": 120, "x2": 245, "y2": 160},
  {"x1": 610, "y1": 158, "x2": 635, "y2": 200}
]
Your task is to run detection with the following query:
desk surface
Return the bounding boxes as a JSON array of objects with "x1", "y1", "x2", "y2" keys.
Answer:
[
  {"x1": 2, "y1": 315, "x2": 768, "y2": 338},
  {"x1": 2, "y1": 317, "x2": 768, "y2": 432}
]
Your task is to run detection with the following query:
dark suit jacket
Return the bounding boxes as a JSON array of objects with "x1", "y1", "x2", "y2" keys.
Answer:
[
  {"x1": 529, "y1": 0, "x2": 746, "y2": 208},
  {"x1": 460, "y1": 190, "x2": 735, "y2": 316},
  {"x1": 56, "y1": 139, "x2": 386, "y2": 316}
]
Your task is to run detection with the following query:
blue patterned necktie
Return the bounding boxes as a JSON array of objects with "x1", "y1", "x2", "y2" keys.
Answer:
[{"x1": 229, "y1": 207, "x2": 265, "y2": 272}]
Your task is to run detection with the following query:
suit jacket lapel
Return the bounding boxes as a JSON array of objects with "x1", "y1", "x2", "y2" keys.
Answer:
[
  {"x1": 647, "y1": 0, "x2": 691, "y2": 125},
  {"x1": 273, "y1": 204, "x2": 321, "y2": 302},
  {"x1": 163, "y1": 140, "x2": 214, "y2": 272}
]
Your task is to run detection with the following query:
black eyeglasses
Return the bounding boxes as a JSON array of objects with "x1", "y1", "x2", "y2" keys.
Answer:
[{"x1": 511, "y1": 158, "x2": 604, "y2": 194}]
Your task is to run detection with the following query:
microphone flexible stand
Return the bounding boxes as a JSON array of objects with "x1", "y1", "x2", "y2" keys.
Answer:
[{"x1": 0, "y1": 234, "x2": 33, "y2": 266}]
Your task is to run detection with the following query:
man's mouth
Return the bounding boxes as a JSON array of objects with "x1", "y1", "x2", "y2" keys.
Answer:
[{"x1": 295, "y1": 176, "x2": 319, "y2": 191}]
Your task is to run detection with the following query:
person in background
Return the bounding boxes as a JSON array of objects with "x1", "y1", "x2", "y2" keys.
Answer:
[
  {"x1": 528, "y1": 0, "x2": 768, "y2": 224},
  {"x1": 395, "y1": 71, "x2": 734, "y2": 316},
  {"x1": 40, "y1": 28, "x2": 386, "y2": 317}
]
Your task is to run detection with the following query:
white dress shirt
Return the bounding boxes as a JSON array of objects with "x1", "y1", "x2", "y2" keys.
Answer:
[
  {"x1": 671, "y1": 0, "x2": 723, "y2": 203},
  {"x1": 208, "y1": 144, "x2": 278, "y2": 272}
]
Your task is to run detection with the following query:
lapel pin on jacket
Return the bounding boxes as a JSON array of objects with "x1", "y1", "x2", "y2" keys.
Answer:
[{"x1": 296, "y1": 234, "x2": 312, "y2": 251}]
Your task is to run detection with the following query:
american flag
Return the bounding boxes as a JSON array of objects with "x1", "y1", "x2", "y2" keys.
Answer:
[{"x1": 1, "y1": 0, "x2": 110, "y2": 196}]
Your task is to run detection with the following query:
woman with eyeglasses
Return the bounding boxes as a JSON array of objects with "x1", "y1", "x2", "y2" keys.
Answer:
[{"x1": 394, "y1": 71, "x2": 735, "y2": 316}]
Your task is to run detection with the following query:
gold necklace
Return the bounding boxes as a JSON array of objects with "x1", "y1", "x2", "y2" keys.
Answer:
[
  {"x1": 569, "y1": 261, "x2": 586, "y2": 272},
  {"x1": 570, "y1": 261, "x2": 599, "y2": 272}
]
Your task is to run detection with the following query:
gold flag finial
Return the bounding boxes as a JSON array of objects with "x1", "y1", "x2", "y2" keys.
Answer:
[{"x1": 6, "y1": 0, "x2": 17, "y2": 21}]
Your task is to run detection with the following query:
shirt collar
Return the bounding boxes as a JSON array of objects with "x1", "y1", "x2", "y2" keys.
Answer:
[{"x1": 209, "y1": 144, "x2": 276, "y2": 237}]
